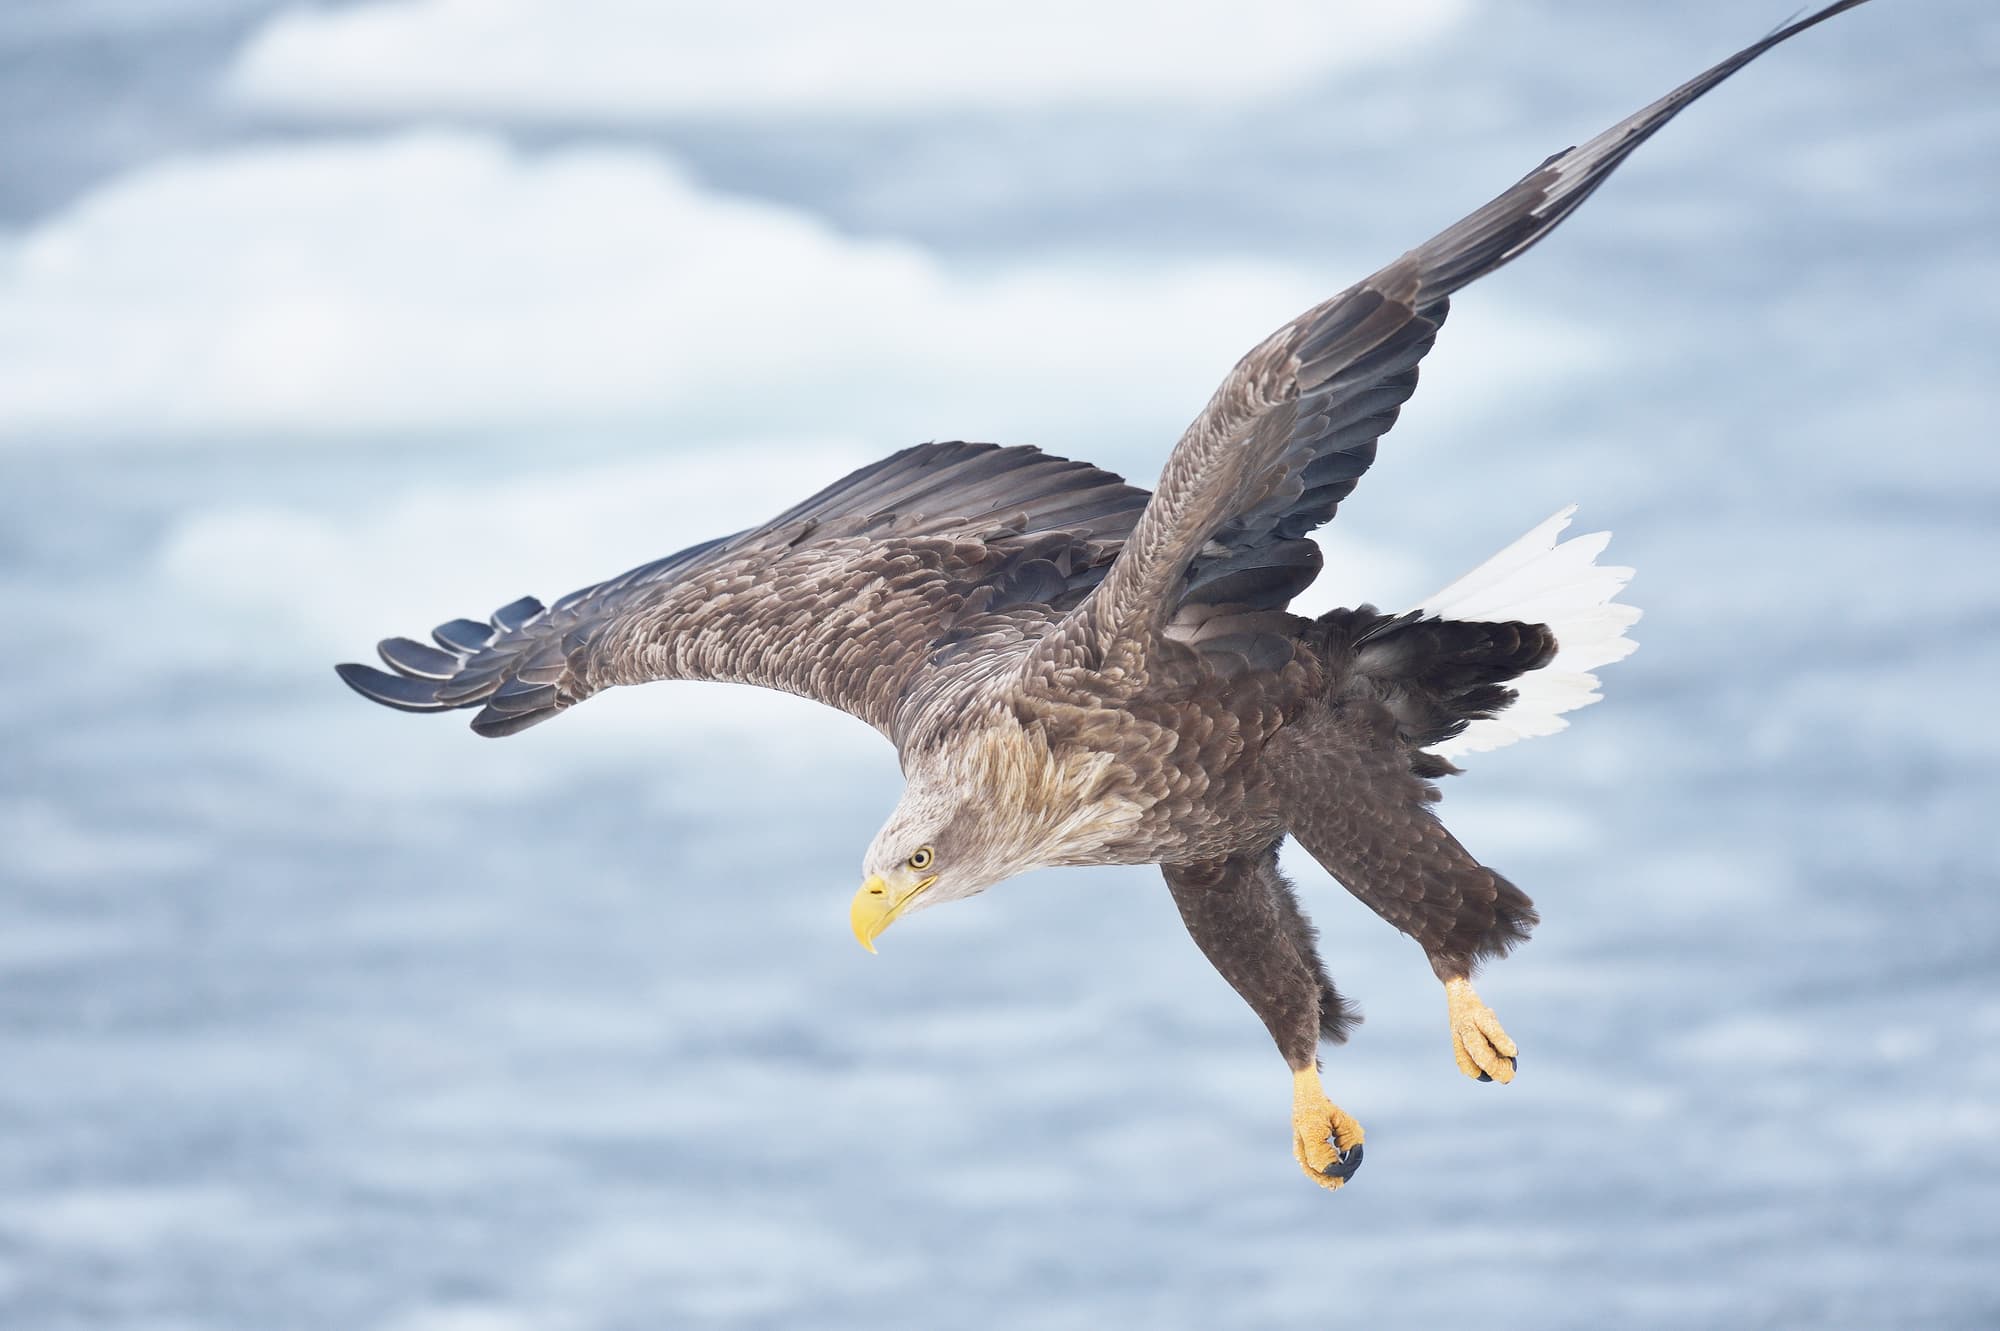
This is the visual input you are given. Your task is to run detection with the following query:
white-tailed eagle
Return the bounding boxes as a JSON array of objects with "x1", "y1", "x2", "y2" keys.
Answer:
[{"x1": 340, "y1": 2, "x2": 1870, "y2": 1190}]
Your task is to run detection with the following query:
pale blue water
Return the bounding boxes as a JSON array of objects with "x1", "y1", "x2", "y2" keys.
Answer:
[{"x1": 3, "y1": 4, "x2": 1997, "y2": 1327}]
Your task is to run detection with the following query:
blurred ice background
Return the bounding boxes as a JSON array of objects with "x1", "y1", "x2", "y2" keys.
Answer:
[{"x1": 2, "y1": 2, "x2": 1996, "y2": 1327}]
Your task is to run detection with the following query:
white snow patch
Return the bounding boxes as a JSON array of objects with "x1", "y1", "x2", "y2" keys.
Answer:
[
  {"x1": 225, "y1": 0, "x2": 1470, "y2": 120},
  {"x1": 0, "y1": 130, "x2": 1599, "y2": 447}
]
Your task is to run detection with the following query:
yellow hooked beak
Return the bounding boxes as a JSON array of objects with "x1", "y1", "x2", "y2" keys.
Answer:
[{"x1": 850, "y1": 873, "x2": 938, "y2": 953}]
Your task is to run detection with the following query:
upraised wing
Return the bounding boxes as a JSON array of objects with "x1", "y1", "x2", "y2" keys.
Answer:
[
  {"x1": 1079, "y1": 0, "x2": 1869, "y2": 650},
  {"x1": 338, "y1": 443, "x2": 1148, "y2": 741}
]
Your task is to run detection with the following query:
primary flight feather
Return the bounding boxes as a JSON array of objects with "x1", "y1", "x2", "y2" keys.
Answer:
[{"x1": 339, "y1": 1, "x2": 1871, "y2": 1191}]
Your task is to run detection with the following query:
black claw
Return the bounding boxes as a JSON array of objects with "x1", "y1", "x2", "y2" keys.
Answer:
[
  {"x1": 1476, "y1": 1070, "x2": 1493, "y2": 1083},
  {"x1": 1321, "y1": 1141, "x2": 1364, "y2": 1184},
  {"x1": 1508, "y1": 1054, "x2": 1519, "y2": 1070}
]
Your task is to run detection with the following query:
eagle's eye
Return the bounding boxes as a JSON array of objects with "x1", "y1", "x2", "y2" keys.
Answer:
[{"x1": 907, "y1": 846, "x2": 935, "y2": 872}]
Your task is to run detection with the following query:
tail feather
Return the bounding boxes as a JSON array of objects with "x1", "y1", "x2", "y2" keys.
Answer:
[{"x1": 1410, "y1": 507, "x2": 1640, "y2": 759}]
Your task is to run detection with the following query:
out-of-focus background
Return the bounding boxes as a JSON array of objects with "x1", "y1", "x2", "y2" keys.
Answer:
[{"x1": 3, "y1": 2, "x2": 1996, "y2": 1327}]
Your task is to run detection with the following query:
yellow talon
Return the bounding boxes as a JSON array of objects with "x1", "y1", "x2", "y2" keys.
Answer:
[
  {"x1": 1445, "y1": 976, "x2": 1518, "y2": 1084},
  {"x1": 1290, "y1": 1065, "x2": 1365, "y2": 1191}
]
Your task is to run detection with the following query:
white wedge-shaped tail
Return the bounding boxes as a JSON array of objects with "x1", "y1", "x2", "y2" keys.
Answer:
[{"x1": 1411, "y1": 506, "x2": 1640, "y2": 759}]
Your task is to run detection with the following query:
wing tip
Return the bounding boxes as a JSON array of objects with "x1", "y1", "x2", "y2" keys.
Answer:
[
  {"x1": 470, "y1": 703, "x2": 561, "y2": 737},
  {"x1": 335, "y1": 661, "x2": 450, "y2": 713}
]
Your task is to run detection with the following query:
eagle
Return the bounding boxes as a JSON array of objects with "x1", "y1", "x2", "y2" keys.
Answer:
[{"x1": 339, "y1": 1, "x2": 1870, "y2": 1191}]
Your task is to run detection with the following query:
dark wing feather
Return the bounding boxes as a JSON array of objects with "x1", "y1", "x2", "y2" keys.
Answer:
[
  {"x1": 337, "y1": 443, "x2": 1151, "y2": 741},
  {"x1": 1080, "y1": 0, "x2": 1870, "y2": 648}
]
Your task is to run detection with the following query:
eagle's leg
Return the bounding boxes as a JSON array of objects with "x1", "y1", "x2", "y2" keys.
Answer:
[
  {"x1": 1443, "y1": 974, "x2": 1517, "y2": 1084},
  {"x1": 1161, "y1": 844, "x2": 1365, "y2": 1191},
  {"x1": 1283, "y1": 723, "x2": 1537, "y2": 1086}
]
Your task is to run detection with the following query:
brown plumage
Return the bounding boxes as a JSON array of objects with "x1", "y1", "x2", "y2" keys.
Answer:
[{"x1": 338, "y1": 1, "x2": 1872, "y2": 1191}]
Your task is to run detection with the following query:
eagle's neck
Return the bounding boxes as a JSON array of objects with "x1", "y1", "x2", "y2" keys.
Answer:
[{"x1": 924, "y1": 709, "x2": 1151, "y2": 875}]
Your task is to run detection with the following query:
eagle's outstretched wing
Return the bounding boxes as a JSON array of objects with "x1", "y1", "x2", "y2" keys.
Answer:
[
  {"x1": 338, "y1": 443, "x2": 1148, "y2": 741},
  {"x1": 1076, "y1": 0, "x2": 1868, "y2": 652}
]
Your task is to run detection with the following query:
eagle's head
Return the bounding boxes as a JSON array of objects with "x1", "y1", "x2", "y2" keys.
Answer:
[
  {"x1": 848, "y1": 711, "x2": 1140, "y2": 952},
  {"x1": 849, "y1": 777, "x2": 992, "y2": 952}
]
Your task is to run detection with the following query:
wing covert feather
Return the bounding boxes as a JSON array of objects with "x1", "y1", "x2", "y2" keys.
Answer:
[{"x1": 338, "y1": 443, "x2": 1149, "y2": 740}]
